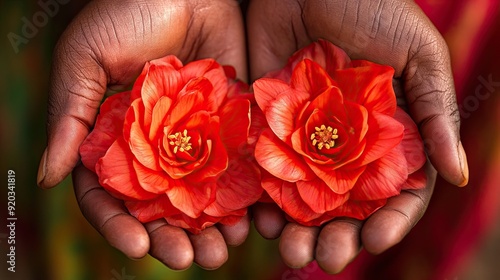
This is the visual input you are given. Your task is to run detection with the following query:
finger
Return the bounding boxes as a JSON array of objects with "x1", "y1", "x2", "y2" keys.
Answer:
[
  {"x1": 37, "y1": 48, "x2": 105, "y2": 189},
  {"x1": 72, "y1": 163, "x2": 150, "y2": 259},
  {"x1": 279, "y1": 223, "x2": 320, "y2": 268},
  {"x1": 404, "y1": 43, "x2": 468, "y2": 187},
  {"x1": 145, "y1": 220, "x2": 194, "y2": 270},
  {"x1": 315, "y1": 219, "x2": 363, "y2": 274},
  {"x1": 217, "y1": 213, "x2": 251, "y2": 246},
  {"x1": 253, "y1": 203, "x2": 287, "y2": 239},
  {"x1": 361, "y1": 162, "x2": 437, "y2": 254},
  {"x1": 188, "y1": 227, "x2": 228, "y2": 270}
]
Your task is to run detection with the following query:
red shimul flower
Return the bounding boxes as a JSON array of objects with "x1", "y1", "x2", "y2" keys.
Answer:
[
  {"x1": 253, "y1": 40, "x2": 427, "y2": 226},
  {"x1": 80, "y1": 56, "x2": 262, "y2": 233}
]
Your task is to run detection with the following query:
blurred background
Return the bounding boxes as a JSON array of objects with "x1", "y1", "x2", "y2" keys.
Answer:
[{"x1": 1, "y1": 0, "x2": 499, "y2": 279}]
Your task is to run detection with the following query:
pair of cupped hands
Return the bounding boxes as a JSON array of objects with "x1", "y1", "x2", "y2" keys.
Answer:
[{"x1": 37, "y1": 0, "x2": 468, "y2": 274}]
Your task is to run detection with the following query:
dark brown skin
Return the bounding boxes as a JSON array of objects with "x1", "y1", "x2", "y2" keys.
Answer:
[{"x1": 38, "y1": 0, "x2": 468, "y2": 273}]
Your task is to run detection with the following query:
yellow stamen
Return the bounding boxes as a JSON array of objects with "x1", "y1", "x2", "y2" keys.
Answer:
[
  {"x1": 311, "y1": 125, "x2": 339, "y2": 150},
  {"x1": 168, "y1": 129, "x2": 192, "y2": 154}
]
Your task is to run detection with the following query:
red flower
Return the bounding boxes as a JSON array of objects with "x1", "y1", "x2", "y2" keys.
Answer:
[
  {"x1": 253, "y1": 40, "x2": 427, "y2": 226},
  {"x1": 80, "y1": 56, "x2": 262, "y2": 233}
]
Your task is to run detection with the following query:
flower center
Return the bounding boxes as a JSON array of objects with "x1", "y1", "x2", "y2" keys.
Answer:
[
  {"x1": 168, "y1": 129, "x2": 193, "y2": 154},
  {"x1": 310, "y1": 124, "x2": 338, "y2": 150}
]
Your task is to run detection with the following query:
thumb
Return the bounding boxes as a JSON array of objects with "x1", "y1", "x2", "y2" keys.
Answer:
[
  {"x1": 37, "y1": 37, "x2": 106, "y2": 188},
  {"x1": 403, "y1": 30, "x2": 469, "y2": 187}
]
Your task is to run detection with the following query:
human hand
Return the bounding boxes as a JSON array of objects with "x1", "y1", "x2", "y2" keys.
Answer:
[
  {"x1": 247, "y1": 0, "x2": 467, "y2": 273},
  {"x1": 37, "y1": 0, "x2": 247, "y2": 270}
]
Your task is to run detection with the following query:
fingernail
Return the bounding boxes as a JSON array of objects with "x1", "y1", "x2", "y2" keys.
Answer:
[
  {"x1": 457, "y1": 142, "x2": 469, "y2": 187},
  {"x1": 37, "y1": 148, "x2": 47, "y2": 187}
]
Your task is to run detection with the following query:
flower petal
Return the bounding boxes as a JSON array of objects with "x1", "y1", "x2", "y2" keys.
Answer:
[
  {"x1": 204, "y1": 160, "x2": 262, "y2": 216},
  {"x1": 303, "y1": 86, "x2": 346, "y2": 126},
  {"x1": 358, "y1": 111, "x2": 404, "y2": 165},
  {"x1": 290, "y1": 59, "x2": 335, "y2": 98},
  {"x1": 281, "y1": 181, "x2": 324, "y2": 223},
  {"x1": 219, "y1": 98, "x2": 251, "y2": 154},
  {"x1": 149, "y1": 96, "x2": 173, "y2": 141},
  {"x1": 165, "y1": 212, "x2": 221, "y2": 234},
  {"x1": 125, "y1": 194, "x2": 181, "y2": 223},
  {"x1": 139, "y1": 63, "x2": 183, "y2": 128},
  {"x1": 255, "y1": 129, "x2": 316, "y2": 182},
  {"x1": 300, "y1": 96, "x2": 369, "y2": 162},
  {"x1": 133, "y1": 159, "x2": 171, "y2": 194},
  {"x1": 123, "y1": 98, "x2": 143, "y2": 143},
  {"x1": 223, "y1": 65, "x2": 237, "y2": 80},
  {"x1": 267, "y1": 39, "x2": 351, "y2": 81},
  {"x1": 296, "y1": 178, "x2": 350, "y2": 213},
  {"x1": 159, "y1": 139, "x2": 203, "y2": 178},
  {"x1": 254, "y1": 78, "x2": 309, "y2": 118},
  {"x1": 393, "y1": 107, "x2": 427, "y2": 173},
  {"x1": 180, "y1": 59, "x2": 228, "y2": 112},
  {"x1": 402, "y1": 166, "x2": 427, "y2": 190},
  {"x1": 168, "y1": 80, "x2": 209, "y2": 125},
  {"x1": 122, "y1": 98, "x2": 159, "y2": 170},
  {"x1": 80, "y1": 91, "x2": 131, "y2": 172},
  {"x1": 218, "y1": 211, "x2": 247, "y2": 225},
  {"x1": 350, "y1": 146, "x2": 408, "y2": 200},
  {"x1": 180, "y1": 59, "x2": 220, "y2": 81},
  {"x1": 307, "y1": 163, "x2": 366, "y2": 194},
  {"x1": 187, "y1": 138, "x2": 227, "y2": 183},
  {"x1": 187, "y1": 117, "x2": 228, "y2": 183},
  {"x1": 254, "y1": 78, "x2": 285, "y2": 112},
  {"x1": 291, "y1": 126, "x2": 332, "y2": 164},
  {"x1": 96, "y1": 138, "x2": 157, "y2": 200},
  {"x1": 327, "y1": 198, "x2": 387, "y2": 220},
  {"x1": 313, "y1": 39, "x2": 352, "y2": 73},
  {"x1": 202, "y1": 68, "x2": 229, "y2": 112},
  {"x1": 265, "y1": 89, "x2": 308, "y2": 142},
  {"x1": 153, "y1": 55, "x2": 184, "y2": 69},
  {"x1": 248, "y1": 106, "x2": 268, "y2": 146},
  {"x1": 261, "y1": 175, "x2": 283, "y2": 208},
  {"x1": 130, "y1": 65, "x2": 148, "y2": 101},
  {"x1": 296, "y1": 109, "x2": 368, "y2": 169},
  {"x1": 332, "y1": 60, "x2": 396, "y2": 116},
  {"x1": 159, "y1": 114, "x2": 212, "y2": 179},
  {"x1": 262, "y1": 176, "x2": 323, "y2": 223},
  {"x1": 343, "y1": 101, "x2": 369, "y2": 143},
  {"x1": 129, "y1": 120, "x2": 159, "y2": 170},
  {"x1": 166, "y1": 180, "x2": 216, "y2": 218},
  {"x1": 294, "y1": 111, "x2": 349, "y2": 163}
]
